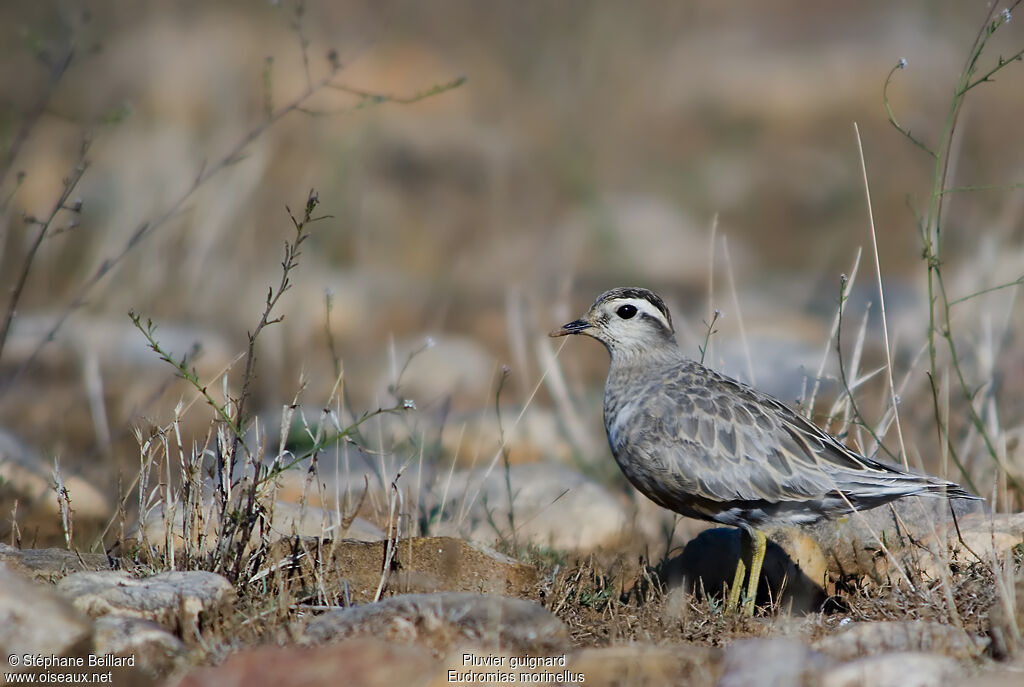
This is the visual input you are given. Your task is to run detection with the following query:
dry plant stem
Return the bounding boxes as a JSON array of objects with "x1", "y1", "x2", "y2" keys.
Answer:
[
  {"x1": 505, "y1": 287, "x2": 532, "y2": 403},
  {"x1": 52, "y1": 458, "x2": 73, "y2": 550},
  {"x1": 323, "y1": 291, "x2": 342, "y2": 379},
  {"x1": 227, "y1": 190, "x2": 322, "y2": 470},
  {"x1": 854, "y1": 122, "x2": 909, "y2": 469},
  {"x1": 834, "y1": 275, "x2": 898, "y2": 463},
  {"x1": 948, "y1": 277, "x2": 1024, "y2": 306},
  {"x1": 464, "y1": 341, "x2": 568, "y2": 517},
  {"x1": 0, "y1": 140, "x2": 89, "y2": 361},
  {"x1": 374, "y1": 477, "x2": 404, "y2": 602},
  {"x1": 9, "y1": 500, "x2": 22, "y2": 547},
  {"x1": 0, "y1": 45, "x2": 74, "y2": 192},
  {"x1": 927, "y1": 373, "x2": 981, "y2": 494},
  {"x1": 129, "y1": 315, "x2": 231, "y2": 433},
  {"x1": 163, "y1": 428, "x2": 176, "y2": 569},
  {"x1": 806, "y1": 248, "x2": 861, "y2": 417},
  {"x1": 698, "y1": 310, "x2": 720, "y2": 366},
  {"x1": 933, "y1": 265, "x2": 1020, "y2": 490},
  {"x1": 95, "y1": 361, "x2": 238, "y2": 549},
  {"x1": 885, "y1": 4, "x2": 1023, "y2": 488},
  {"x1": 722, "y1": 235, "x2": 755, "y2": 385},
  {"x1": 705, "y1": 213, "x2": 718, "y2": 365},
  {"x1": 338, "y1": 476, "x2": 370, "y2": 538},
  {"x1": 493, "y1": 366, "x2": 518, "y2": 550},
  {"x1": 833, "y1": 487, "x2": 915, "y2": 590}
]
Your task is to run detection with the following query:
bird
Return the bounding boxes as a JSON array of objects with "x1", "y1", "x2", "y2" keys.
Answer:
[{"x1": 550, "y1": 286, "x2": 979, "y2": 616}]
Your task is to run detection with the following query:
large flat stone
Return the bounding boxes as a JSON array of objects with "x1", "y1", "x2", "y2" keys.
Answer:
[
  {"x1": 0, "y1": 544, "x2": 111, "y2": 582},
  {"x1": 303, "y1": 592, "x2": 569, "y2": 654},
  {"x1": 819, "y1": 651, "x2": 963, "y2": 687},
  {"x1": 814, "y1": 620, "x2": 987, "y2": 661},
  {"x1": 569, "y1": 644, "x2": 722, "y2": 687},
  {"x1": 57, "y1": 570, "x2": 234, "y2": 640},
  {"x1": 280, "y1": 535, "x2": 539, "y2": 604},
  {"x1": 170, "y1": 639, "x2": 439, "y2": 687},
  {"x1": 0, "y1": 565, "x2": 93, "y2": 665}
]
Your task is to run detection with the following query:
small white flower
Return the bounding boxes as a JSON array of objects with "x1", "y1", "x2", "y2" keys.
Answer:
[
  {"x1": 1002, "y1": 8, "x2": 1011, "y2": 23},
  {"x1": 897, "y1": 57, "x2": 907, "y2": 69},
  {"x1": 402, "y1": 399, "x2": 416, "y2": 410},
  {"x1": 424, "y1": 336, "x2": 436, "y2": 349}
]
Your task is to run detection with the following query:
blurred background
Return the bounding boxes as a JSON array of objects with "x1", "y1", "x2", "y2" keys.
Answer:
[{"x1": 1, "y1": 0, "x2": 1021, "y2": 545}]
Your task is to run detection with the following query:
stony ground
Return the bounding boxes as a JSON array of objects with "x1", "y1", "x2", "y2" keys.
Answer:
[{"x1": 1, "y1": 472, "x2": 1022, "y2": 687}]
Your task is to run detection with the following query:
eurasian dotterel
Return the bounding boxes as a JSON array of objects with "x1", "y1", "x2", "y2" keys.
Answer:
[{"x1": 551, "y1": 286, "x2": 979, "y2": 615}]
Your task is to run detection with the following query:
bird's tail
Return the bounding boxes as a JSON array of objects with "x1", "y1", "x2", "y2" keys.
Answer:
[
  {"x1": 840, "y1": 473, "x2": 981, "y2": 512},
  {"x1": 920, "y1": 478, "x2": 981, "y2": 501}
]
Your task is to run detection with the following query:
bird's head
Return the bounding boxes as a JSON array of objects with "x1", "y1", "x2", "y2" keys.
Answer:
[{"x1": 550, "y1": 287, "x2": 677, "y2": 359}]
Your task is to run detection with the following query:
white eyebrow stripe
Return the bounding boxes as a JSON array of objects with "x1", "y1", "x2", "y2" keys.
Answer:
[{"x1": 610, "y1": 297, "x2": 671, "y2": 330}]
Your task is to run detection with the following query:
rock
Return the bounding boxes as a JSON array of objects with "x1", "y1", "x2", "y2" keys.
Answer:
[
  {"x1": 303, "y1": 592, "x2": 569, "y2": 654},
  {"x1": 0, "y1": 543, "x2": 110, "y2": 582},
  {"x1": 662, "y1": 526, "x2": 828, "y2": 614},
  {"x1": 435, "y1": 462, "x2": 630, "y2": 551},
  {"x1": 0, "y1": 429, "x2": 50, "y2": 512},
  {"x1": 975, "y1": 654, "x2": 1024, "y2": 687},
  {"x1": 128, "y1": 497, "x2": 384, "y2": 556},
  {"x1": 764, "y1": 525, "x2": 830, "y2": 597},
  {"x1": 819, "y1": 652, "x2": 963, "y2": 687},
  {"x1": 568, "y1": 644, "x2": 722, "y2": 687},
  {"x1": 372, "y1": 334, "x2": 495, "y2": 408},
  {"x1": 261, "y1": 500, "x2": 386, "y2": 541},
  {"x1": 93, "y1": 615, "x2": 186, "y2": 676},
  {"x1": 916, "y1": 512, "x2": 1024, "y2": 581},
  {"x1": 0, "y1": 429, "x2": 110, "y2": 538},
  {"x1": 814, "y1": 620, "x2": 987, "y2": 661},
  {"x1": 718, "y1": 638, "x2": 831, "y2": 687},
  {"x1": 280, "y1": 536, "x2": 539, "y2": 605},
  {"x1": 0, "y1": 564, "x2": 93, "y2": 662},
  {"x1": 804, "y1": 495, "x2": 985, "y2": 582},
  {"x1": 989, "y1": 569, "x2": 1024, "y2": 658},
  {"x1": 170, "y1": 638, "x2": 440, "y2": 687},
  {"x1": 57, "y1": 570, "x2": 234, "y2": 640}
]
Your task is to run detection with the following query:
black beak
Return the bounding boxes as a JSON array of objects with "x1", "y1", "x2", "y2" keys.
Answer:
[{"x1": 549, "y1": 319, "x2": 592, "y2": 337}]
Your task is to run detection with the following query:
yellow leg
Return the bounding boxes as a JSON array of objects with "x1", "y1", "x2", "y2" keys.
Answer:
[
  {"x1": 741, "y1": 529, "x2": 766, "y2": 617},
  {"x1": 725, "y1": 555, "x2": 746, "y2": 613}
]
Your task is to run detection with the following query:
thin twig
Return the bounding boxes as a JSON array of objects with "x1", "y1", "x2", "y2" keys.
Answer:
[
  {"x1": 0, "y1": 141, "x2": 89, "y2": 360},
  {"x1": 854, "y1": 122, "x2": 909, "y2": 469}
]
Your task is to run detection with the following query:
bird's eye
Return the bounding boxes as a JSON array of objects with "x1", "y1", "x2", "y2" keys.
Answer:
[{"x1": 616, "y1": 304, "x2": 637, "y2": 319}]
